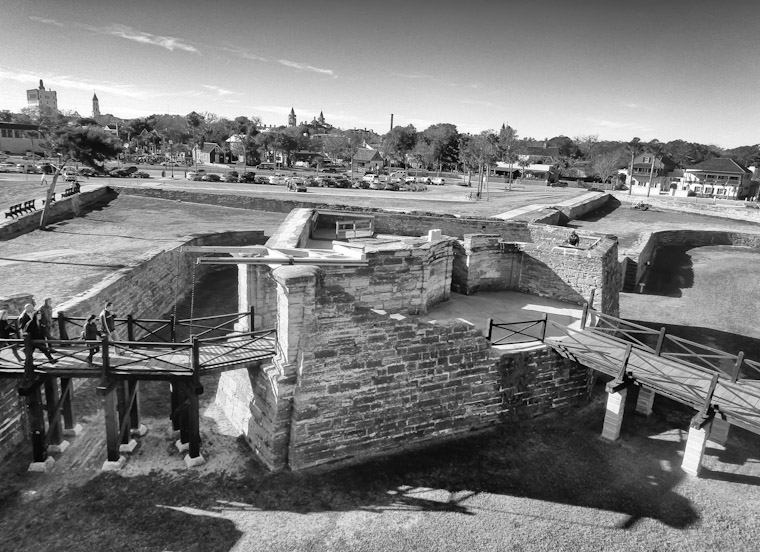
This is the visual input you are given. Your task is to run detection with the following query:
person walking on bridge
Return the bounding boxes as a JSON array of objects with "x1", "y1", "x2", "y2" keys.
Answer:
[
  {"x1": 99, "y1": 301, "x2": 123, "y2": 354},
  {"x1": 0, "y1": 309, "x2": 22, "y2": 362}
]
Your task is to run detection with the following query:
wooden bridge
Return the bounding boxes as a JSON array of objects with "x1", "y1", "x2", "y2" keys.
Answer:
[
  {"x1": 0, "y1": 310, "x2": 277, "y2": 471},
  {"x1": 488, "y1": 307, "x2": 760, "y2": 476}
]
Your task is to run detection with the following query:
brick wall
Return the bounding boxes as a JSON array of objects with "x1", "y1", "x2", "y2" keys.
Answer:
[{"x1": 286, "y1": 278, "x2": 594, "y2": 470}]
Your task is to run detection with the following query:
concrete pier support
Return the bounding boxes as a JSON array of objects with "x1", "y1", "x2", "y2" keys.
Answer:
[
  {"x1": 601, "y1": 388, "x2": 627, "y2": 441},
  {"x1": 708, "y1": 417, "x2": 730, "y2": 446},
  {"x1": 635, "y1": 386, "x2": 655, "y2": 416},
  {"x1": 682, "y1": 421, "x2": 711, "y2": 477}
]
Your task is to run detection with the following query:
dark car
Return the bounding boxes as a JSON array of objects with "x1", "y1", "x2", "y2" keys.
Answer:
[{"x1": 240, "y1": 172, "x2": 257, "y2": 183}]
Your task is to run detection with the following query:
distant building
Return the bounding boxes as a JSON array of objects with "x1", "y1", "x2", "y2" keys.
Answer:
[
  {"x1": 682, "y1": 158, "x2": 752, "y2": 199},
  {"x1": 626, "y1": 153, "x2": 677, "y2": 194},
  {"x1": 26, "y1": 79, "x2": 58, "y2": 115},
  {"x1": 351, "y1": 148, "x2": 384, "y2": 172},
  {"x1": 192, "y1": 143, "x2": 224, "y2": 164},
  {"x1": 288, "y1": 108, "x2": 296, "y2": 127},
  {"x1": 92, "y1": 93, "x2": 100, "y2": 118}
]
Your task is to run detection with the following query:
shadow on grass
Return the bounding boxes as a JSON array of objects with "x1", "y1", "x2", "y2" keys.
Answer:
[{"x1": 643, "y1": 245, "x2": 695, "y2": 298}]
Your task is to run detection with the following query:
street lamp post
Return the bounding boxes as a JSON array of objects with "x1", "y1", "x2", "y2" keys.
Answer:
[{"x1": 169, "y1": 140, "x2": 174, "y2": 178}]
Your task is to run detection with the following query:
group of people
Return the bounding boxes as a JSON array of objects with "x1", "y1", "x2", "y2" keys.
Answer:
[{"x1": 0, "y1": 300, "x2": 120, "y2": 377}]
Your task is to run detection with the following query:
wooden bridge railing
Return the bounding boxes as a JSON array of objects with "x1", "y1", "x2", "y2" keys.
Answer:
[
  {"x1": 582, "y1": 309, "x2": 754, "y2": 384},
  {"x1": 487, "y1": 315, "x2": 548, "y2": 346},
  {"x1": 52, "y1": 308, "x2": 256, "y2": 344}
]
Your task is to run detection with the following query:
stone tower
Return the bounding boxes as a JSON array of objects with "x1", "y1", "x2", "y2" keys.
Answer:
[
  {"x1": 92, "y1": 93, "x2": 100, "y2": 118},
  {"x1": 288, "y1": 107, "x2": 296, "y2": 127},
  {"x1": 318, "y1": 111, "x2": 325, "y2": 125}
]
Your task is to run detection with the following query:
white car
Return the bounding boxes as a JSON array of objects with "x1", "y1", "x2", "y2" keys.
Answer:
[
  {"x1": 362, "y1": 173, "x2": 378, "y2": 183},
  {"x1": 0, "y1": 162, "x2": 19, "y2": 173},
  {"x1": 431, "y1": 177, "x2": 445, "y2": 185}
]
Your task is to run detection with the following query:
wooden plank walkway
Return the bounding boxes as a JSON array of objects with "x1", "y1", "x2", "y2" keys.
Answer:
[{"x1": 546, "y1": 328, "x2": 760, "y2": 436}]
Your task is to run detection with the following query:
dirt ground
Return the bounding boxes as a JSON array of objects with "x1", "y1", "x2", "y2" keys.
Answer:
[{"x1": 1, "y1": 187, "x2": 759, "y2": 551}]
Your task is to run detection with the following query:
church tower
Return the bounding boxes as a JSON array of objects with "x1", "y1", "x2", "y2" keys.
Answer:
[
  {"x1": 92, "y1": 93, "x2": 100, "y2": 118},
  {"x1": 288, "y1": 107, "x2": 296, "y2": 127},
  {"x1": 318, "y1": 111, "x2": 325, "y2": 125}
]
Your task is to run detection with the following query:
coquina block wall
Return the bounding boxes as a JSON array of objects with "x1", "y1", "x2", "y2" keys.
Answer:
[
  {"x1": 452, "y1": 231, "x2": 619, "y2": 315},
  {"x1": 216, "y1": 208, "x2": 611, "y2": 470},
  {"x1": 0, "y1": 230, "x2": 267, "y2": 460},
  {"x1": 218, "y1": 264, "x2": 595, "y2": 471}
]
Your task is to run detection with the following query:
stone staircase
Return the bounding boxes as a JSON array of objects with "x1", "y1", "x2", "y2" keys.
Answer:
[{"x1": 621, "y1": 258, "x2": 638, "y2": 292}]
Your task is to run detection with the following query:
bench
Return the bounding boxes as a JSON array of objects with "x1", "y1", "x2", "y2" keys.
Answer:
[{"x1": 4, "y1": 199, "x2": 37, "y2": 219}]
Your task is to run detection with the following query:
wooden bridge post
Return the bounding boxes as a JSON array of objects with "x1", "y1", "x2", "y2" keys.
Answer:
[
  {"x1": 588, "y1": 287, "x2": 595, "y2": 310},
  {"x1": 654, "y1": 327, "x2": 667, "y2": 355},
  {"x1": 580, "y1": 304, "x2": 588, "y2": 330},
  {"x1": 116, "y1": 381, "x2": 130, "y2": 446},
  {"x1": 708, "y1": 416, "x2": 731, "y2": 446},
  {"x1": 184, "y1": 337, "x2": 204, "y2": 466},
  {"x1": 56, "y1": 310, "x2": 69, "y2": 340},
  {"x1": 170, "y1": 381, "x2": 182, "y2": 434},
  {"x1": 127, "y1": 314, "x2": 135, "y2": 342},
  {"x1": 103, "y1": 384, "x2": 122, "y2": 464},
  {"x1": 635, "y1": 385, "x2": 656, "y2": 416},
  {"x1": 249, "y1": 306, "x2": 255, "y2": 331},
  {"x1": 486, "y1": 318, "x2": 493, "y2": 341},
  {"x1": 44, "y1": 377, "x2": 64, "y2": 448},
  {"x1": 127, "y1": 378, "x2": 143, "y2": 435},
  {"x1": 26, "y1": 385, "x2": 48, "y2": 464},
  {"x1": 539, "y1": 313, "x2": 548, "y2": 341},
  {"x1": 731, "y1": 352, "x2": 744, "y2": 383},
  {"x1": 60, "y1": 377, "x2": 75, "y2": 432}
]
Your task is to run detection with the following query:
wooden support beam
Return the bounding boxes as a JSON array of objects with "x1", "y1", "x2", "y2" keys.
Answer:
[
  {"x1": 607, "y1": 344, "x2": 634, "y2": 393},
  {"x1": 127, "y1": 379, "x2": 141, "y2": 432},
  {"x1": 44, "y1": 377, "x2": 63, "y2": 446},
  {"x1": 691, "y1": 373, "x2": 719, "y2": 429},
  {"x1": 186, "y1": 381, "x2": 201, "y2": 459},
  {"x1": 654, "y1": 327, "x2": 667, "y2": 356},
  {"x1": 170, "y1": 381, "x2": 181, "y2": 432},
  {"x1": 103, "y1": 384, "x2": 121, "y2": 462},
  {"x1": 27, "y1": 385, "x2": 47, "y2": 463},
  {"x1": 116, "y1": 381, "x2": 130, "y2": 445},
  {"x1": 60, "y1": 377, "x2": 75, "y2": 431},
  {"x1": 580, "y1": 303, "x2": 589, "y2": 330},
  {"x1": 731, "y1": 352, "x2": 744, "y2": 384},
  {"x1": 539, "y1": 313, "x2": 548, "y2": 341},
  {"x1": 486, "y1": 318, "x2": 493, "y2": 341}
]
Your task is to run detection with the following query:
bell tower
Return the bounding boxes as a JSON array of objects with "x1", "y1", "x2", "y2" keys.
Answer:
[{"x1": 92, "y1": 93, "x2": 100, "y2": 118}]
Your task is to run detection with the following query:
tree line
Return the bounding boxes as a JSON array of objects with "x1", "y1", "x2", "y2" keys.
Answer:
[{"x1": 2, "y1": 107, "x2": 758, "y2": 179}]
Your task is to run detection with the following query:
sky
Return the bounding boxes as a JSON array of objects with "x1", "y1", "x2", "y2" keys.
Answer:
[{"x1": 1, "y1": 0, "x2": 758, "y2": 148}]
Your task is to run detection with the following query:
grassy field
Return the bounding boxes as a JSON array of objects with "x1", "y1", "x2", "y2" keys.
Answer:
[{"x1": 1, "y1": 181, "x2": 759, "y2": 551}]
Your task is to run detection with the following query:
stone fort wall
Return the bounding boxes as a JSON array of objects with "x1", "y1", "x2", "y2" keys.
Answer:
[{"x1": 217, "y1": 208, "x2": 617, "y2": 470}]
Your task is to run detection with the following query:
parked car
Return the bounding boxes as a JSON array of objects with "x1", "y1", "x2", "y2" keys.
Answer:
[
  {"x1": 268, "y1": 173, "x2": 286, "y2": 185},
  {"x1": 187, "y1": 169, "x2": 206, "y2": 180},
  {"x1": 404, "y1": 175, "x2": 416, "y2": 183},
  {"x1": 131, "y1": 171, "x2": 151, "y2": 179},
  {"x1": 0, "y1": 162, "x2": 19, "y2": 172},
  {"x1": 431, "y1": 177, "x2": 445, "y2": 185},
  {"x1": 225, "y1": 173, "x2": 239, "y2": 183},
  {"x1": 201, "y1": 173, "x2": 222, "y2": 182},
  {"x1": 286, "y1": 178, "x2": 307, "y2": 192},
  {"x1": 333, "y1": 176, "x2": 352, "y2": 188},
  {"x1": 79, "y1": 167, "x2": 100, "y2": 177},
  {"x1": 258, "y1": 162, "x2": 277, "y2": 171},
  {"x1": 362, "y1": 172, "x2": 378, "y2": 183},
  {"x1": 369, "y1": 179, "x2": 383, "y2": 190},
  {"x1": 383, "y1": 181, "x2": 399, "y2": 191},
  {"x1": 240, "y1": 172, "x2": 257, "y2": 183},
  {"x1": 352, "y1": 179, "x2": 370, "y2": 189}
]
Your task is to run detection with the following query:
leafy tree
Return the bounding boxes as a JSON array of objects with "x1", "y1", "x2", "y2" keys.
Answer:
[
  {"x1": 573, "y1": 134, "x2": 599, "y2": 159},
  {"x1": 39, "y1": 126, "x2": 121, "y2": 229},
  {"x1": 322, "y1": 133, "x2": 351, "y2": 162},
  {"x1": 382, "y1": 125, "x2": 417, "y2": 166},
  {"x1": 418, "y1": 123, "x2": 460, "y2": 172}
]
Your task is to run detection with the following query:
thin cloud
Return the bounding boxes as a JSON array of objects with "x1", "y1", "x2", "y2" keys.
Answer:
[
  {"x1": 88, "y1": 23, "x2": 199, "y2": 53},
  {"x1": 29, "y1": 16, "x2": 65, "y2": 27},
  {"x1": 222, "y1": 47, "x2": 268, "y2": 63},
  {"x1": 202, "y1": 85, "x2": 237, "y2": 96},
  {"x1": 277, "y1": 59, "x2": 336, "y2": 77},
  {"x1": 392, "y1": 72, "x2": 432, "y2": 79},
  {"x1": 588, "y1": 118, "x2": 651, "y2": 132}
]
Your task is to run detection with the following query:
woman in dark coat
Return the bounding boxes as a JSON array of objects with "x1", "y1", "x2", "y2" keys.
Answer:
[
  {"x1": 83, "y1": 314, "x2": 101, "y2": 365},
  {"x1": 0, "y1": 309, "x2": 22, "y2": 361}
]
